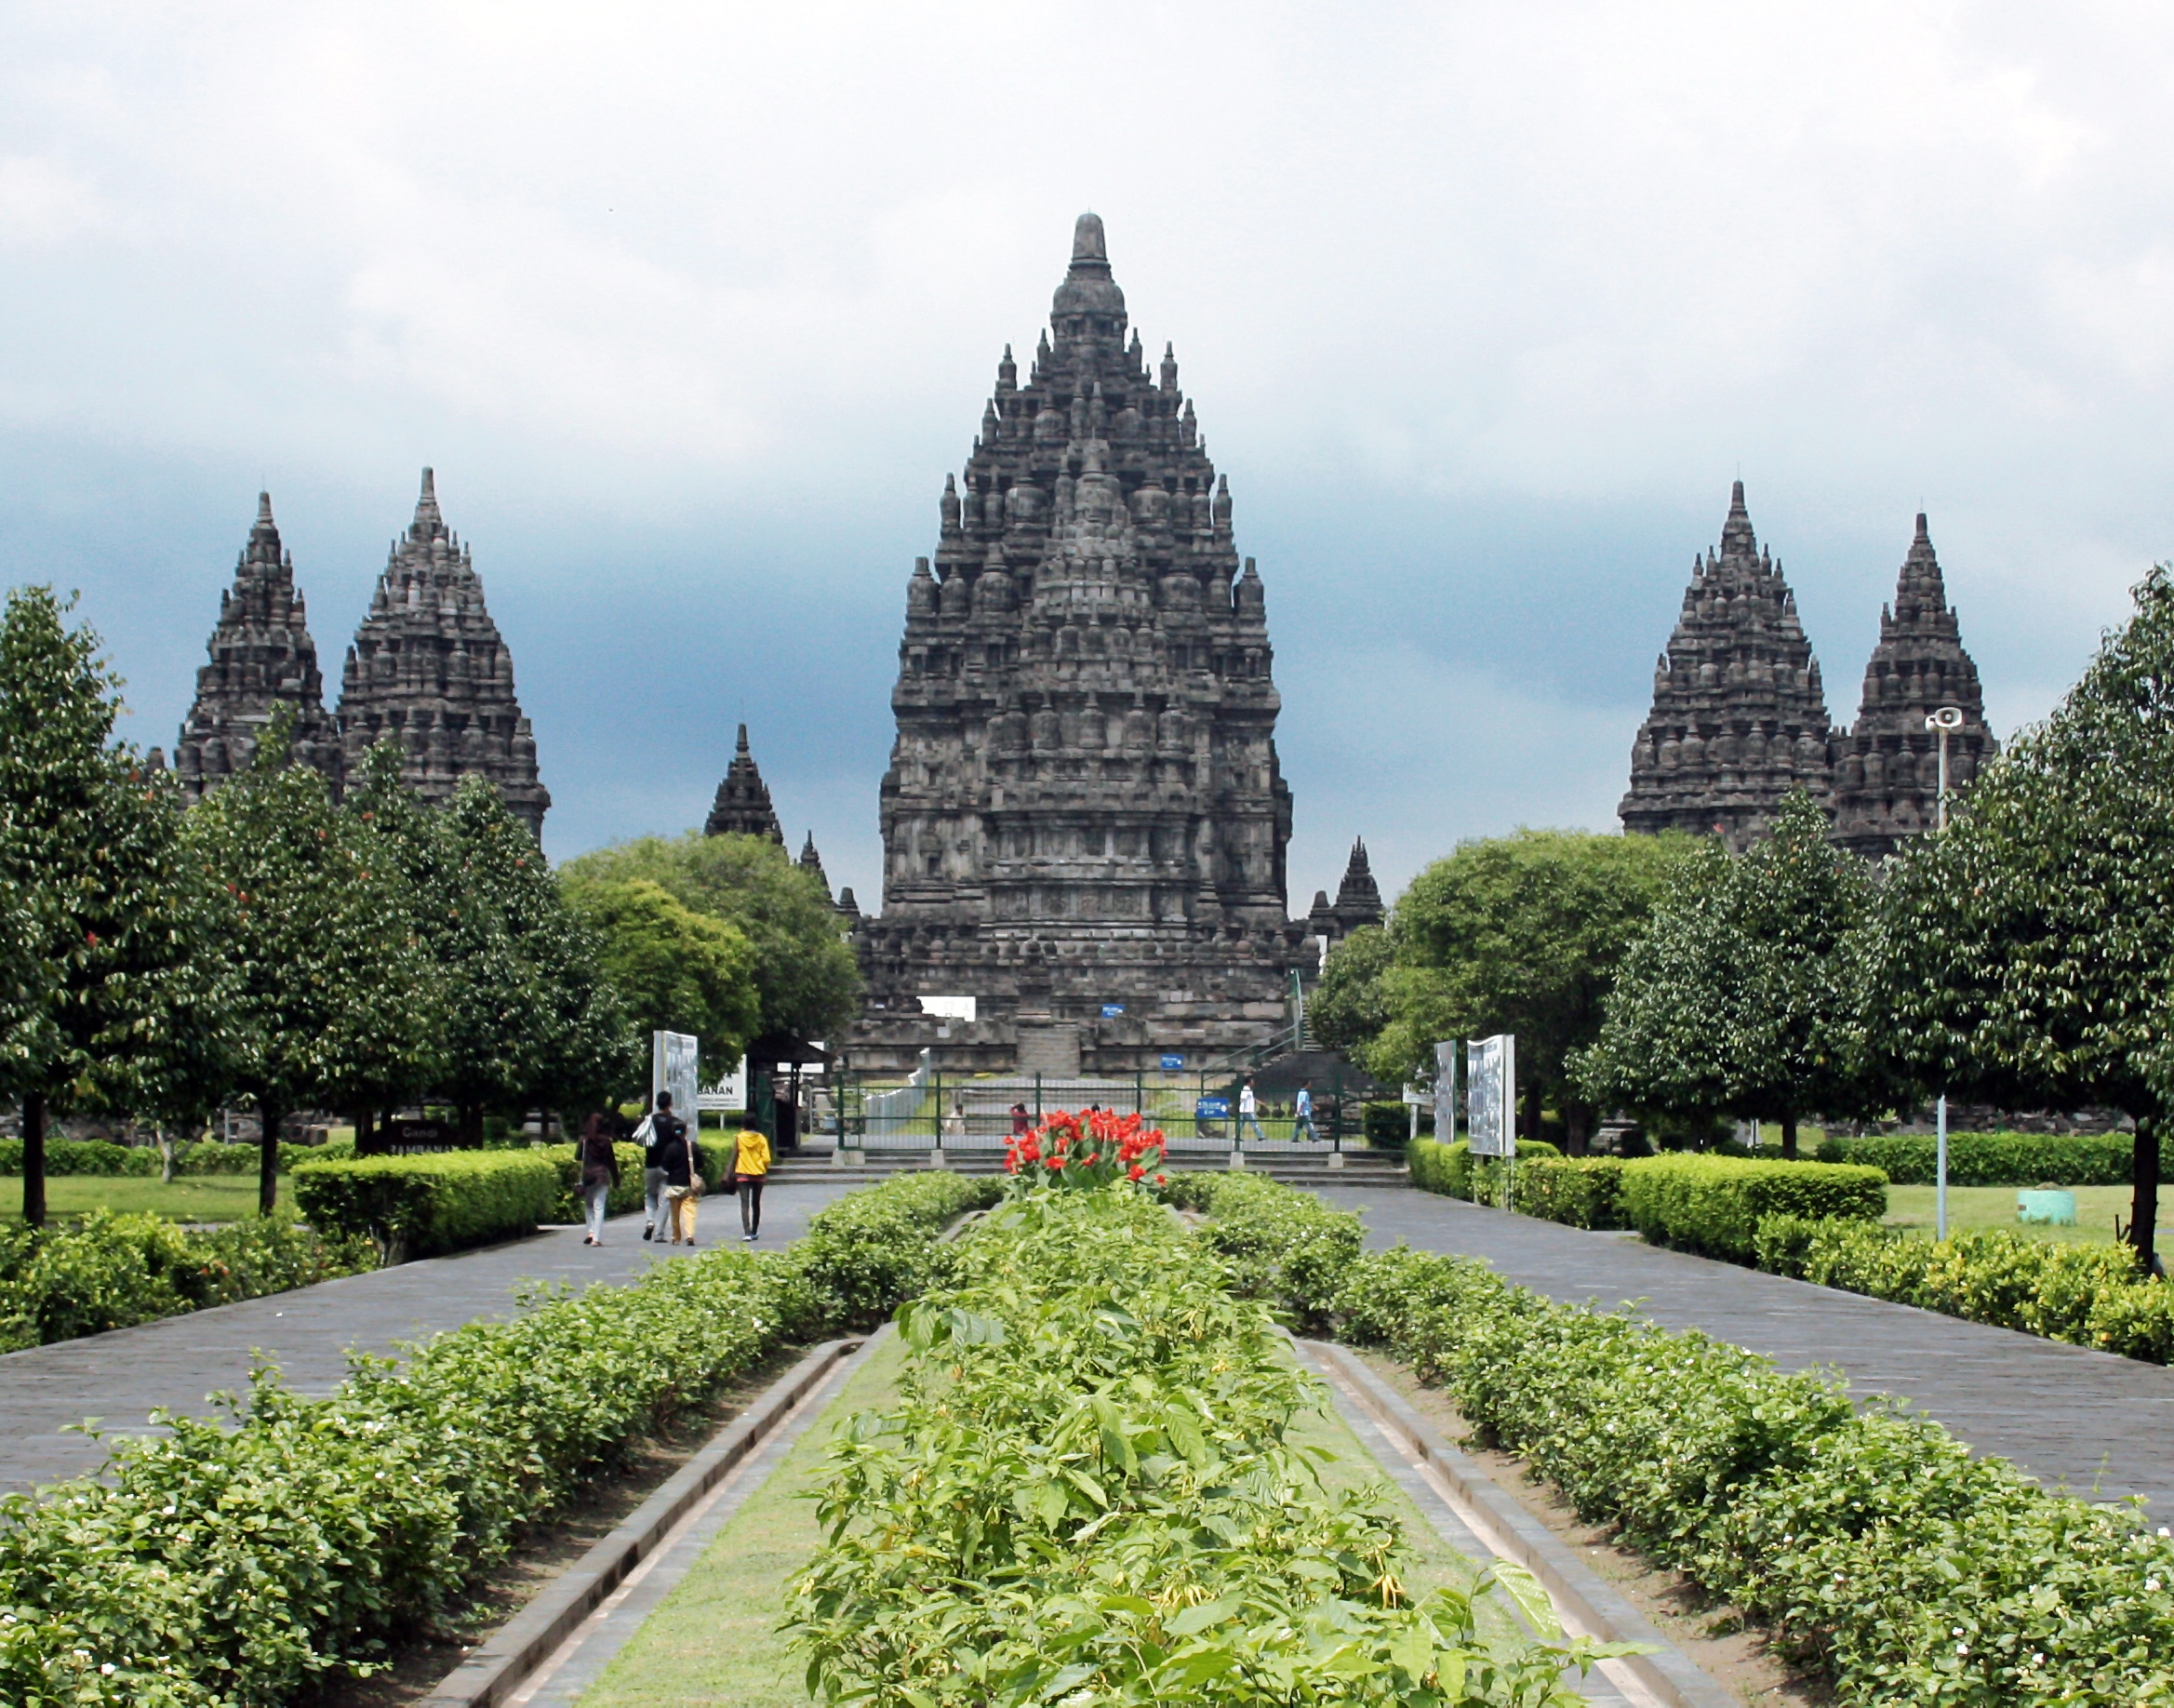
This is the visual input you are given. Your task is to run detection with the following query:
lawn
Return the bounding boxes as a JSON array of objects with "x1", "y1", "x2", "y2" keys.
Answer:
[
  {"x1": 1882, "y1": 1182, "x2": 2139, "y2": 1246},
  {"x1": 0, "y1": 1173, "x2": 294, "y2": 1223}
]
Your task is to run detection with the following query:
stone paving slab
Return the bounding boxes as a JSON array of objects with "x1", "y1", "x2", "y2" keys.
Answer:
[
  {"x1": 0, "y1": 1182, "x2": 858, "y2": 1497},
  {"x1": 1312, "y1": 1185, "x2": 2174, "y2": 1515}
]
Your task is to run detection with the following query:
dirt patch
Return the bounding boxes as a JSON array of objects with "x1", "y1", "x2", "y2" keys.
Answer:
[
  {"x1": 308, "y1": 1352, "x2": 795, "y2": 1708},
  {"x1": 1349, "y1": 1350, "x2": 1829, "y2": 1706}
]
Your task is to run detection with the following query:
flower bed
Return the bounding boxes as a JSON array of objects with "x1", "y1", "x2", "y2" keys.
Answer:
[
  {"x1": 789, "y1": 1182, "x2": 1623, "y2": 1705},
  {"x1": 0, "y1": 1171, "x2": 988, "y2": 1707},
  {"x1": 1200, "y1": 1175, "x2": 2174, "y2": 1704},
  {"x1": 0, "y1": 1211, "x2": 372, "y2": 1352}
]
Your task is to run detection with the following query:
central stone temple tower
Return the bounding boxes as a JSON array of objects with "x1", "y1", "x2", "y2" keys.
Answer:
[{"x1": 850, "y1": 214, "x2": 1311, "y2": 1075}]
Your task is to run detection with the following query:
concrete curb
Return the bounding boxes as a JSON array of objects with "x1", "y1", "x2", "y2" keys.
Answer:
[
  {"x1": 1302, "y1": 1340, "x2": 1738, "y2": 1708},
  {"x1": 416, "y1": 1336, "x2": 864, "y2": 1708}
]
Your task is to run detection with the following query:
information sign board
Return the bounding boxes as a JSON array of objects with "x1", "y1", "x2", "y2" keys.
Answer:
[
  {"x1": 652, "y1": 1030, "x2": 700, "y2": 1131},
  {"x1": 1160, "y1": 1053, "x2": 1185, "y2": 1070},
  {"x1": 1101, "y1": 1003, "x2": 1126, "y2": 1018},
  {"x1": 1466, "y1": 1034, "x2": 1515, "y2": 1157},
  {"x1": 1195, "y1": 1097, "x2": 1232, "y2": 1119},
  {"x1": 1432, "y1": 1041, "x2": 1459, "y2": 1144}
]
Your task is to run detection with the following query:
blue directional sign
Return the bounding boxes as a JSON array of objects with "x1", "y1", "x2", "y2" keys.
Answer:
[
  {"x1": 1100, "y1": 1003, "x2": 1126, "y2": 1018},
  {"x1": 1159, "y1": 1053, "x2": 1185, "y2": 1070},
  {"x1": 1196, "y1": 1097, "x2": 1232, "y2": 1119}
]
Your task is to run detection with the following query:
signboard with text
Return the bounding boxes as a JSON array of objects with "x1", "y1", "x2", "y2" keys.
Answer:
[
  {"x1": 1196, "y1": 1097, "x2": 1232, "y2": 1119},
  {"x1": 1160, "y1": 1053, "x2": 1185, "y2": 1070},
  {"x1": 1465, "y1": 1034, "x2": 1515, "y2": 1157},
  {"x1": 1432, "y1": 1041, "x2": 1458, "y2": 1144},
  {"x1": 652, "y1": 1030, "x2": 700, "y2": 1131}
]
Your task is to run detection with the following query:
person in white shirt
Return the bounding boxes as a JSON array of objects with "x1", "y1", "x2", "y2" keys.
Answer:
[
  {"x1": 1293, "y1": 1082, "x2": 1315, "y2": 1141},
  {"x1": 1238, "y1": 1076, "x2": 1267, "y2": 1143}
]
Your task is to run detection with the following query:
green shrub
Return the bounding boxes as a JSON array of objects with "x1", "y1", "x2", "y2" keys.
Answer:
[
  {"x1": 1620, "y1": 1154, "x2": 1886, "y2": 1261},
  {"x1": 788, "y1": 1171, "x2": 999, "y2": 1332},
  {"x1": 1406, "y1": 1137, "x2": 1561, "y2": 1203},
  {"x1": 0, "y1": 1211, "x2": 372, "y2": 1352},
  {"x1": 1361, "y1": 1100, "x2": 1416, "y2": 1149},
  {"x1": 1815, "y1": 1129, "x2": 2161, "y2": 1186},
  {"x1": 1327, "y1": 1234, "x2": 2174, "y2": 1703},
  {"x1": 1755, "y1": 1214, "x2": 2174, "y2": 1361},
  {"x1": 1180, "y1": 1170, "x2": 1364, "y2": 1332},
  {"x1": 788, "y1": 1188, "x2": 1620, "y2": 1704},
  {"x1": 1512, "y1": 1156, "x2": 1628, "y2": 1229},
  {"x1": 0, "y1": 1172, "x2": 975, "y2": 1706},
  {"x1": 291, "y1": 1151, "x2": 561, "y2": 1261}
]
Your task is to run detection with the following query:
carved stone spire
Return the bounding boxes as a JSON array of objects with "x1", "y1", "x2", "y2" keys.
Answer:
[
  {"x1": 175, "y1": 492, "x2": 342, "y2": 803},
  {"x1": 1830, "y1": 514, "x2": 1997, "y2": 856},
  {"x1": 703, "y1": 724, "x2": 784, "y2": 843},
  {"x1": 1619, "y1": 481, "x2": 1834, "y2": 850},
  {"x1": 854, "y1": 213, "x2": 1308, "y2": 1075},
  {"x1": 797, "y1": 830, "x2": 832, "y2": 899},
  {"x1": 334, "y1": 470, "x2": 550, "y2": 835},
  {"x1": 1330, "y1": 838, "x2": 1385, "y2": 936}
]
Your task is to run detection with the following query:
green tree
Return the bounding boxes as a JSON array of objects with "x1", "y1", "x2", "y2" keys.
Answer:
[
  {"x1": 1308, "y1": 924, "x2": 1393, "y2": 1059},
  {"x1": 560, "y1": 831, "x2": 860, "y2": 1044},
  {"x1": 1579, "y1": 790, "x2": 1874, "y2": 1157},
  {"x1": 1869, "y1": 564, "x2": 2174, "y2": 1267},
  {"x1": 0, "y1": 589, "x2": 201, "y2": 1226},
  {"x1": 185, "y1": 714, "x2": 437, "y2": 1210},
  {"x1": 1369, "y1": 828, "x2": 1695, "y2": 1150},
  {"x1": 563, "y1": 875, "x2": 760, "y2": 1067}
]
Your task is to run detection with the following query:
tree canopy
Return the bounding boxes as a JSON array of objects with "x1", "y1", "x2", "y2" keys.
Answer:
[
  {"x1": 1367, "y1": 827, "x2": 1695, "y2": 1148},
  {"x1": 559, "y1": 831, "x2": 860, "y2": 1045},
  {"x1": 1308, "y1": 924, "x2": 1392, "y2": 1059},
  {"x1": 1579, "y1": 790, "x2": 1874, "y2": 1155},
  {"x1": 563, "y1": 875, "x2": 759, "y2": 1070}
]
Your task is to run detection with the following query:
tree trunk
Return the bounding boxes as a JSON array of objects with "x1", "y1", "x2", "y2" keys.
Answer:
[
  {"x1": 354, "y1": 1106, "x2": 375, "y2": 1157},
  {"x1": 460, "y1": 1102, "x2": 485, "y2": 1149},
  {"x1": 21, "y1": 1092, "x2": 47, "y2": 1230},
  {"x1": 2132, "y1": 1115, "x2": 2160, "y2": 1275},
  {"x1": 159, "y1": 1126, "x2": 175, "y2": 1184},
  {"x1": 259, "y1": 1100, "x2": 282, "y2": 1216},
  {"x1": 1521, "y1": 1081, "x2": 1541, "y2": 1149},
  {"x1": 1781, "y1": 1112, "x2": 1800, "y2": 1161},
  {"x1": 1564, "y1": 1101, "x2": 1592, "y2": 1157}
]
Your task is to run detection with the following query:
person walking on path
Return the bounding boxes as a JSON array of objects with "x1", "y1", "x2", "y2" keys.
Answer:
[
  {"x1": 1237, "y1": 1075, "x2": 1267, "y2": 1144},
  {"x1": 634, "y1": 1094, "x2": 667, "y2": 1241},
  {"x1": 578, "y1": 1113, "x2": 620, "y2": 1246},
  {"x1": 733, "y1": 1126, "x2": 771, "y2": 1241},
  {"x1": 1293, "y1": 1081, "x2": 1315, "y2": 1141},
  {"x1": 653, "y1": 1093, "x2": 698, "y2": 1245}
]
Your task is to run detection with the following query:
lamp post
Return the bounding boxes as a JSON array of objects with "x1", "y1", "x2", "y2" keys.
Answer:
[{"x1": 1927, "y1": 705, "x2": 1965, "y2": 1239}]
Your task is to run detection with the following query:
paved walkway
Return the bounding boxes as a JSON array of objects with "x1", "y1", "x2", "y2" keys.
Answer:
[
  {"x1": 1313, "y1": 1185, "x2": 2174, "y2": 1514},
  {"x1": 0, "y1": 1182, "x2": 859, "y2": 1497}
]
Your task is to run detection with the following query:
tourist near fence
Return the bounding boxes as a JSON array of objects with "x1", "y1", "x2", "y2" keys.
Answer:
[
  {"x1": 578, "y1": 1112, "x2": 620, "y2": 1246},
  {"x1": 1238, "y1": 1074, "x2": 1267, "y2": 1143},
  {"x1": 1294, "y1": 1080, "x2": 1315, "y2": 1141},
  {"x1": 731, "y1": 1123, "x2": 771, "y2": 1241}
]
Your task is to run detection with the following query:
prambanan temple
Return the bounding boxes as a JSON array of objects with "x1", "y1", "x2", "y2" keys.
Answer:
[
  {"x1": 173, "y1": 471, "x2": 549, "y2": 837},
  {"x1": 847, "y1": 214, "x2": 1328, "y2": 1074},
  {"x1": 1620, "y1": 481, "x2": 1994, "y2": 856}
]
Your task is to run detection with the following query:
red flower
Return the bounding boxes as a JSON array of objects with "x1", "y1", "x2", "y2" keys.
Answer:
[{"x1": 1127, "y1": 1163, "x2": 1144, "y2": 1181}]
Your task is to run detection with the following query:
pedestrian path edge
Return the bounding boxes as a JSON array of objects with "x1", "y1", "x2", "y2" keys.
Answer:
[
  {"x1": 1301, "y1": 1340, "x2": 1738, "y2": 1708},
  {"x1": 415, "y1": 1334, "x2": 865, "y2": 1708}
]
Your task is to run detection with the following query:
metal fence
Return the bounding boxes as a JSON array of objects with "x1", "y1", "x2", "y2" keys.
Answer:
[{"x1": 832, "y1": 1067, "x2": 1362, "y2": 1154}]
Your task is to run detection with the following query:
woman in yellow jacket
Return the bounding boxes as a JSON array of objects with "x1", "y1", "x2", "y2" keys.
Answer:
[{"x1": 733, "y1": 1127, "x2": 771, "y2": 1242}]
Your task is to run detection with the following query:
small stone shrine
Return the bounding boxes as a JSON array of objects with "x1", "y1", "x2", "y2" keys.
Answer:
[
  {"x1": 1619, "y1": 482, "x2": 1835, "y2": 850},
  {"x1": 850, "y1": 214, "x2": 1314, "y2": 1074},
  {"x1": 1829, "y1": 514, "x2": 1997, "y2": 857},
  {"x1": 704, "y1": 724, "x2": 786, "y2": 842},
  {"x1": 1308, "y1": 838, "x2": 1386, "y2": 954},
  {"x1": 335, "y1": 470, "x2": 550, "y2": 837},
  {"x1": 174, "y1": 493, "x2": 343, "y2": 802}
]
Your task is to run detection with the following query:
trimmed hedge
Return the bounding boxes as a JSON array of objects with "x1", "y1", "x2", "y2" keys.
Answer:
[
  {"x1": 1169, "y1": 1169, "x2": 1365, "y2": 1333},
  {"x1": 1755, "y1": 1214, "x2": 2174, "y2": 1361},
  {"x1": 1512, "y1": 1156, "x2": 1628, "y2": 1229},
  {"x1": 0, "y1": 1138, "x2": 356, "y2": 1178},
  {"x1": 1620, "y1": 1154, "x2": 1887, "y2": 1261},
  {"x1": 1361, "y1": 1100, "x2": 1415, "y2": 1149},
  {"x1": 1407, "y1": 1137, "x2": 1562, "y2": 1202},
  {"x1": 292, "y1": 1151, "x2": 561, "y2": 1261},
  {"x1": 1816, "y1": 1129, "x2": 2162, "y2": 1186},
  {"x1": 0, "y1": 1172, "x2": 986, "y2": 1707},
  {"x1": 1194, "y1": 1175, "x2": 2174, "y2": 1702},
  {"x1": 0, "y1": 1211, "x2": 373, "y2": 1352}
]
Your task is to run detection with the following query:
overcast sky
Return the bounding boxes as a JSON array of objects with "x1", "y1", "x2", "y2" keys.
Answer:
[{"x1": 4, "y1": 2, "x2": 2170, "y2": 909}]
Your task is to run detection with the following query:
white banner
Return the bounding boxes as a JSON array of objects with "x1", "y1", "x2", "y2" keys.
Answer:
[
  {"x1": 1466, "y1": 1034, "x2": 1515, "y2": 1157},
  {"x1": 1432, "y1": 1041, "x2": 1459, "y2": 1144},
  {"x1": 652, "y1": 1030, "x2": 700, "y2": 1132}
]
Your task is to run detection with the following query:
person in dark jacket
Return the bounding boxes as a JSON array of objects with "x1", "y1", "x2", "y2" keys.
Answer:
[
  {"x1": 653, "y1": 1092, "x2": 697, "y2": 1245},
  {"x1": 579, "y1": 1112, "x2": 620, "y2": 1246}
]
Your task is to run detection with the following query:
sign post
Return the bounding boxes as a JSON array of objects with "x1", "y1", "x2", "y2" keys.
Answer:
[
  {"x1": 1432, "y1": 1042, "x2": 1459, "y2": 1152},
  {"x1": 652, "y1": 1031, "x2": 700, "y2": 1150},
  {"x1": 1466, "y1": 1034, "x2": 1516, "y2": 1209}
]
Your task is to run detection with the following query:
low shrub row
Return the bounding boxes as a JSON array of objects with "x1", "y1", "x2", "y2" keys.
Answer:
[
  {"x1": 789, "y1": 1185, "x2": 1620, "y2": 1704},
  {"x1": 0, "y1": 1171, "x2": 989, "y2": 1707},
  {"x1": 292, "y1": 1151, "x2": 563, "y2": 1262},
  {"x1": 1816, "y1": 1128, "x2": 2163, "y2": 1186},
  {"x1": 1755, "y1": 1214, "x2": 2174, "y2": 1362},
  {"x1": 0, "y1": 1137, "x2": 355, "y2": 1178},
  {"x1": 1620, "y1": 1154, "x2": 1887, "y2": 1261},
  {"x1": 1406, "y1": 1137, "x2": 1562, "y2": 1201},
  {"x1": 1509, "y1": 1156, "x2": 1628, "y2": 1229},
  {"x1": 0, "y1": 1211, "x2": 373, "y2": 1352},
  {"x1": 1207, "y1": 1176, "x2": 2174, "y2": 1703},
  {"x1": 1168, "y1": 1168, "x2": 1365, "y2": 1332}
]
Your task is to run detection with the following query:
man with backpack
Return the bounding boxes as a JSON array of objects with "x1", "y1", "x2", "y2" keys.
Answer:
[{"x1": 636, "y1": 1092, "x2": 686, "y2": 1242}]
